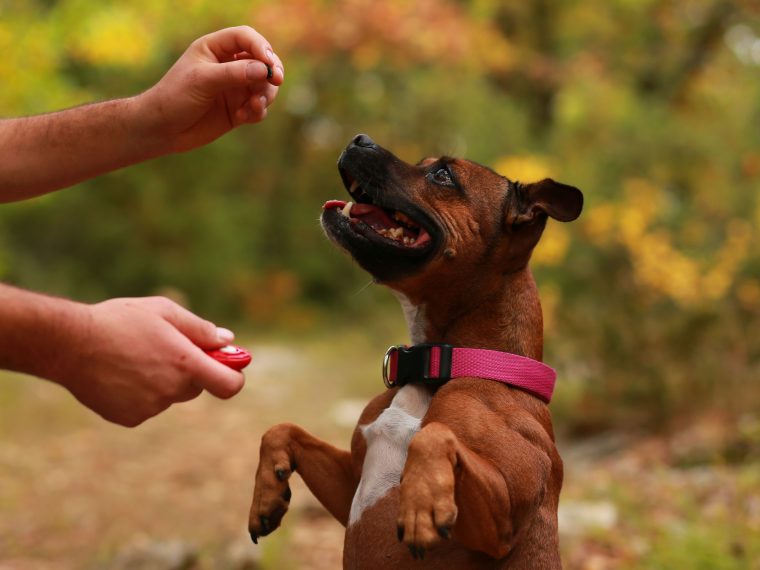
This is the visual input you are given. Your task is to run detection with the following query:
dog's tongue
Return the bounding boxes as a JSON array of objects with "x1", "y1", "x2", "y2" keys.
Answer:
[
  {"x1": 413, "y1": 228, "x2": 431, "y2": 247},
  {"x1": 322, "y1": 200, "x2": 394, "y2": 227}
]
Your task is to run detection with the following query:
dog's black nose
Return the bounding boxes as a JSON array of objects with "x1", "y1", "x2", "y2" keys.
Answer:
[{"x1": 351, "y1": 133, "x2": 376, "y2": 148}]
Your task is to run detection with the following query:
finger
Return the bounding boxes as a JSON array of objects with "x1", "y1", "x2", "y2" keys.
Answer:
[
  {"x1": 250, "y1": 94, "x2": 269, "y2": 114},
  {"x1": 186, "y1": 350, "x2": 246, "y2": 399},
  {"x1": 238, "y1": 56, "x2": 282, "y2": 86},
  {"x1": 242, "y1": 54, "x2": 285, "y2": 87},
  {"x1": 261, "y1": 81, "x2": 279, "y2": 106},
  {"x1": 235, "y1": 93, "x2": 270, "y2": 124},
  {"x1": 201, "y1": 26, "x2": 276, "y2": 67},
  {"x1": 159, "y1": 302, "x2": 234, "y2": 349},
  {"x1": 235, "y1": 95, "x2": 263, "y2": 123},
  {"x1": 269, "y1": 52, "x2": 284, "y2": 86},
  {"x1": 230, "y1": 51, "x2": 282, "y2": 86},
  {"x1": 245, "y1": 79, "x2": 278, "y2": 106},
  {"x1": 199, "y1": 59, "x2": 271, "y2": 93},
  {"x1": 235, "y1": 80, "x2": 276, "y2": 123},
  {"x1": 237, "y1": 105, "x2": 268, "y2": 125},
  {"x1": 244, "y1": 78, "x2": 278, "y2": 105}
]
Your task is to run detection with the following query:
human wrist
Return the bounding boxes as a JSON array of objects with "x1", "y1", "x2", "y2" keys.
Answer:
[
  {"x1": 35, "y1": 296, "x2": 94, "y2": 389},
  {"x1": 123, "y1": 90, "x2": 177, "y2": 159}
]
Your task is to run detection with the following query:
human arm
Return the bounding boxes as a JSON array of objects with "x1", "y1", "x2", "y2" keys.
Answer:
[
  {"x1": 0, "y1": 25, "x2": 284, "y2": 203},
  {"x1": 0, "y1": 284, "x2": 245, "y2": 427}
]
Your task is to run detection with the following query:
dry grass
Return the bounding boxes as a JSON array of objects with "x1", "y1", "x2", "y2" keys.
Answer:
[{"x1": 1, "y1": 330, "x2": 758, "y2": 569}]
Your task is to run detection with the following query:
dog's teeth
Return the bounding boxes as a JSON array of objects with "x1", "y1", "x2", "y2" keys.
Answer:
[
  {"x1": 341, "y1": 202, "x2": 353, "y2": 218},
  {"x1": 349, "y1": 180, "x2": 360, "y2": 194}
]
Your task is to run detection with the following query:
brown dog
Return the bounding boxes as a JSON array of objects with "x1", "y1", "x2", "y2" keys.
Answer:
[{"x1": 248, "y1": 134, "x2": 583, "y2": 569}]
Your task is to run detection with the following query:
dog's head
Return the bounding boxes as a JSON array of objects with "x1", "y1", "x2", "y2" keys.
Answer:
[{"x1": 321, "y1": 134, "x2": 583, "y2": 296}]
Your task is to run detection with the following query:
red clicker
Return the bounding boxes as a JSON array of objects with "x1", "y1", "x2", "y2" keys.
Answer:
[{"x1": 205, "y1": 345, "x2": 252, "y2": 371}]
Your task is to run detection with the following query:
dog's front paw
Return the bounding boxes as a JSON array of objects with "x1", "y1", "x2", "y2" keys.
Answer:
[
  {"x1": 396, "y1": 424, "x2": 458, "y2": 560},
  {"x1": 248, "y1": 423, "x2": 297, "y2": 543}
]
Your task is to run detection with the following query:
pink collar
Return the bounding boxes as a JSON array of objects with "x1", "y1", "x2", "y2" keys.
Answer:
[{"x1": 382, "y1": 344, "x2": 556, "y2": 403}]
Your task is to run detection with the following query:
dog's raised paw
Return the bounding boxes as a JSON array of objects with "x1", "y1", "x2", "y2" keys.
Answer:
[
  {"x1": 248, "y1": 424, "x2": 298, "y2": 541},
  {"x1": 397, "y1": 426, "x2": 459, "y2": 555},
  {"x1": 397, "y1": 478, "x2": 457, "y2": 556}
]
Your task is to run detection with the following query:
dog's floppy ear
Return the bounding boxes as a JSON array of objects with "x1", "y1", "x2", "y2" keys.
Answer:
[{"x1": 513, "y1": 178, "x2": 584, "y2": 223}]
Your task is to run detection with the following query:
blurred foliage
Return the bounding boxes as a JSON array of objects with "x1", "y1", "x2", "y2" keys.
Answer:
[{"x1": 1, "y1": 0, "x2": 759, "y2": 431}]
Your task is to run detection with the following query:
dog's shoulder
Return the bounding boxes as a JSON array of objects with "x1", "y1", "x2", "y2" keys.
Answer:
[{"x1": 427, "y1": 378, "x2": 557, "y2": 443}]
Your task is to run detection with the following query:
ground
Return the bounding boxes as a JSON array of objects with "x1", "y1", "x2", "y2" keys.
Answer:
[{"x1": 1, "y1": 334, "x2": 758, "y2": 569}]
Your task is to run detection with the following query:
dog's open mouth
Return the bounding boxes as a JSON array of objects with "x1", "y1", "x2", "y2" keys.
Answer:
[
  {"x1": 322, "y1": 172, "x2": 433, "y2": 250},
  {"x1": 323, "y1": 198, "x2": 432, "y2": 248}
]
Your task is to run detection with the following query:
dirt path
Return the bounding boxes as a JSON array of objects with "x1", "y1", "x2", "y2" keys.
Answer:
[{"x1": 1, "y1": 342, "x2": 758, "y2": 569}]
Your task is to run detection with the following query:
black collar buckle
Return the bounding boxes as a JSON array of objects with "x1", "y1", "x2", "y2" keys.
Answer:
[{"x1": 382, "y1": 343, "x2": 453, "y2": 388}]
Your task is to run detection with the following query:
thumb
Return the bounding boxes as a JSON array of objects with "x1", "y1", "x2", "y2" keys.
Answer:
[
  {"x1": 198, "y1": 59, "x2": 270, "y2": 93},
  {"x1": 161, "y1": 304, "x2": 234, "y2": 349},
  {"x1": 185, "y1": 349, "x2": 246, "y2": 400}
]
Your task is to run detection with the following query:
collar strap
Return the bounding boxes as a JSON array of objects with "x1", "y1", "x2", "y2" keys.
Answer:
[{"x1": 382, "y1": 344, "x2": 556, "y2": 403}]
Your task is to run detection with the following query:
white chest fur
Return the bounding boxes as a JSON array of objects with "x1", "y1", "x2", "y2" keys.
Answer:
[{"x1": 348, "y1": 384, "x2": 432, "y2": 526}]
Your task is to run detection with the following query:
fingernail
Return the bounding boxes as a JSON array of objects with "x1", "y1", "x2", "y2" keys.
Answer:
[
  {"x1": 246, "y1": 62, "x2": 259, "y2": 81},
  {"x1": 265, "y1": 64, "x2": 273, "y2": 80},
  {"x1": 259, "y1": 95, "x2": 268, "y2": 109},
  {"x1": 217, "y1": 327, "x2": 235, "y2": 343},
  {"x1": 277, "y1": 65, "x2": 284, "y2": 80},
  {"x1": 266, "y1": 47, "x2": 274, "y2": 63}
]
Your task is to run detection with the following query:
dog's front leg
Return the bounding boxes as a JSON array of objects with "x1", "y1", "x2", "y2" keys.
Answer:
[
  {"x1": 396, "y1": 401, "x2": 555, "y2": 561},
  {"x1": 248, "y1": 422, "x2": 357, "y2": 541}
]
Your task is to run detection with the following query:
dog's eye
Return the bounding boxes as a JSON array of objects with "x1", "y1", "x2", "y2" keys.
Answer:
[{"x1": 430, "y1": 167, "x2": 453, "y2": 187}]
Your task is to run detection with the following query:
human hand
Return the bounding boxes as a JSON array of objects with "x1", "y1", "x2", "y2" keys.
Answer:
[
  {"x1": 55, "y1": 296, "x2": 246, "y2": 427},
  {"x1": 138, "y1": 26, "x2": 284, "y2": 153}
]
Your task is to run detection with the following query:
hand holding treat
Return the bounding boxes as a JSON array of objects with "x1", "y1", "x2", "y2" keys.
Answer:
[{"x1": 139, "y1": 25, "x2": 285, "y2": 154}]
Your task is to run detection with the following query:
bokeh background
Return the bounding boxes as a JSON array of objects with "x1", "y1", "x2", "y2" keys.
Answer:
[{"x1": 1, "y1": 1, "x2": 759, "y2": 569}]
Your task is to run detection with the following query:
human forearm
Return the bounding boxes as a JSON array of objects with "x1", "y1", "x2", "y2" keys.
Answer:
[
  {"x1": 0, "y1": 96, "x2": 163, "y2": 202},
  {"x1": 0, "y1": 284, "x2": 89, "y2": 380}
]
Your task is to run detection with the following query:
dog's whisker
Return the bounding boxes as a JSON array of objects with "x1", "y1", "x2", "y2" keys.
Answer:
[{"x1": 350, "y1": 279, "x2": 375, "y2": 298}]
